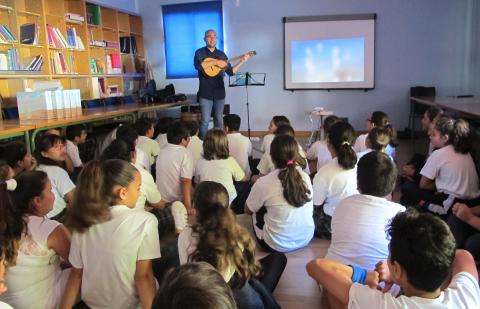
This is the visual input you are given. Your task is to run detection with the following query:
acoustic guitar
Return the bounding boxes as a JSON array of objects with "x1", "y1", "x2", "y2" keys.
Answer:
[{"x1": 202, "y1": 50, "x2": 256, "y2": 77}]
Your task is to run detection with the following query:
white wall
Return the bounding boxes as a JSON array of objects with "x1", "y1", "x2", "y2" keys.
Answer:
[
  {"x1": 91, "y1": 0, "x2": 138, "y2": 13},
  {"x1": 139, "y1": 0, "x2": 474, "y2": 131}
]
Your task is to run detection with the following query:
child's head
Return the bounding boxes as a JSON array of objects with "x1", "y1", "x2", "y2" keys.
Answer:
[
  {"x1": 422, "y1": 106, "x2": 443, "y2": 132},
  {"x1": 35, "y1": 134, "x2": 67, "y2": 165},
  {"x1": 366, "y1": 127, "x2": 390, "y2": 152},
  {"x1": 323, "y1": 115, "x2": 340, "y2": 135},
  {"x1": 154, "y1": 117, "x2": 175, "y2": 138},
  {"x1": 183, "y1": 120, "x2": 200, "y2": 137},
  {"x1": 270, "y1": 135, "x2": 311, "y2": 207},
  {"x1": 0, "y1": 141, "x2": 34, "y2": 175},
  {"x1": 357, "y1": 151, "x2": 397, "y2": 197},
  {"x1": 431, "y1": 115, "x2": 471, "y2": 153},
  {"x1": 203, "y1": 129, "x2": 229, "y2": 160},
  {"x1": 101, "y1": 139, "x2": 136, "y2": 163},
  {"x1": 46, "y1": 128, "x2": 62, "y2": 136},
  {"x1": 152, "y1": 262, "x2": 236, "y2": 309},
  {"x1": 67, "y1": 160, "x2": 140, "y2": 232},
  {"x1": 135, "y1": 118, "x2": 155, "y2": 138},
  {"x1": 191, "y1": 181, "x2": 260, "y2": 288},
  {"x1": 223, "y1": 114, "x2": 241, "y2": 133},
  {"x1": 368, "y1": 111, "x2": 390, "y2": 130},
  {"x1": 66, "y1": 125, "x2": 87, "y2": 144},
  {"x1": 167, "y1": 121, "x2": 190, "y2": 146},
  {"x1": 268, "y1": 115, "x2": 290, "y2": 134},
  {"x1": 275, "y1": 124, "x2": 295, "y2": 137},
  {"x1": 387, "y1": 209, "x2": 456, "y2": 292},
  {"x1": 13, "y1": 170, "x2": 54, "y2": 217},
  {"x1": 327, "y1": 122, "x2": 357, "y2": 170},
  {"x1": 116, "y1": 124, "x2": 139, "y2": 146}
]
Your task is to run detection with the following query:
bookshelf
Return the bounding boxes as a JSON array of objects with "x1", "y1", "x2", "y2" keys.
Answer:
[{"x1": 0, "y1": 0, "x2": 145, "y2": 114}]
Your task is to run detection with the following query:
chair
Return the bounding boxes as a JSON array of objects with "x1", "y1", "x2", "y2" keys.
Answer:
[{"x1": 408, "y1": 86, "x2": 436, "y2": 139}]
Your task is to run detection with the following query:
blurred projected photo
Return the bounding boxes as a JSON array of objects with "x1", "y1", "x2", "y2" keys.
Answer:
[{"x1": 291, "y1": 37, "x2": 364, "y2": 83}]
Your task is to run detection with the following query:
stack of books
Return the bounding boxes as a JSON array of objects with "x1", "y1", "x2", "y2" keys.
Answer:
[
  {"x1": 47, "y1": 25, "x2": 69, "y2": 48},
  {"x1": 0, "y1": 48, "x2": 20, "y2": 70},
  {"x1": 105, "y1": 41, "x2": 119, "y2": 49},
  {"x1": 50, "y1": 51, "x2": 75, "y2": 74},
  {"x1": 66, "y1": 26, "x2": 85, "y2": 50},
  {"x1": 105, "y1": 53, "x2": 121, "y2": 74},
  {"x1": 23, "y1": 54, "x2": 43, "y2": 71},
  {"x1": 0, "y1": 25, "x2": 16, "y2": 43},
  {"x1": 65, "y1": 12, "x2": 85, "y2": 23}
]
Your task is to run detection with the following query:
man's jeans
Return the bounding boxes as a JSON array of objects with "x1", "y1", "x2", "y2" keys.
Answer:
[{"x1": 199, "y1": 97, "x2": 225, "y2": 138}]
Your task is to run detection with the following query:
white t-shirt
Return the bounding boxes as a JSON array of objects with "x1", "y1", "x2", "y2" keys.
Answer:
[
  {"x1": 354, "y1": 133, "x2": 396, "y2": 158},
  {"x1": 312, "y1": 158, "x2": 358, "y2": 216},
  {"x1": 326, "y1": 194, "x2": 405, "y2": 270},
  {"x1": 37, "y1": 164, "x2": 75, "y2": 218},
  {"x1": 420, "y1": 145, "x2": 480, "y2": 199},
  {"x1": 65, "y1": 139, "x2": 82, "y2": 167},
  {"x1": 195, "y1": 156, "x2": 245, "y2": 204},
  {"x1": 306, "y1": 140, "x2": 332, "y2": 172},
  {"x1": 246, "y1": 168, "x2": 314, "y2": 252},
  {"x1": 134, "y1": 163, "x2": 162, "y2": 211},
  {"x1": 186, "y1": 135, "x2": 203, "y2": 167},
  {"x1": 135, "y1": 147, "x2": 150, "y2": 171},
  {"x1": 156, "y1": 143, "x2": 194, "y2": 203},
  {"x1": 137, "y1": 136, "x2": 160, "y2": 165},
  {"x1": 0, "y1": 216, "x2": 69, "y2": 309},
  {"x1": 69, "y1": 206, "x2": 161, "y2": 309},
  {"x1": 348, "y1": 272, "x2": 480, "y2": 309},
  {"x1": 260, "y1": 133, "x2": 275, "y2": 153},
  {"x1": 155, "y1": 133, "x2": 168, "y2": 149},
  {"x1": 227, "y1": 132, "x2": 252, "y2": 177},
  {"x1": 257, "y1": 143, "x2": 309, "y2": 175}
]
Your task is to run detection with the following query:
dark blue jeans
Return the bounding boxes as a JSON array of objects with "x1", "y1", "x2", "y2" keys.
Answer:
[{"x1": 199, "y1": 97, "x2": 225, "y2": 138}]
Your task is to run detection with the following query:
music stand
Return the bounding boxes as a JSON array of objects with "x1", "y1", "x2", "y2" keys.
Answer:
[{"x1": 229, "y1": 72, "x2": 266, "y2": 138}]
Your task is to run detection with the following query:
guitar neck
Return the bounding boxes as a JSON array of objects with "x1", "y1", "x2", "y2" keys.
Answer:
[{"x1": 227, "y1": 54, "x2": 244, "y2": 63}]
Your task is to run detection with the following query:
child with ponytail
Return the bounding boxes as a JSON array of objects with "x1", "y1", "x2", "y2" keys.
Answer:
[
  {"x1": 246, "y1": 134, "x2": 314, "y2": 252},
  {"x1": 179, "y1": 181, "x2": 284, "y2": 308},
  {"x1": 35, "y1": 134, "x2": 75, "y2": 220},
  {"x1": 61, "y1": 160, "x2": 160, "y2": 309},
  {"x1": 0, "y1": 165, "x2": 71, "y2": 309},
  {"x1": 313, "y1": 121, "x2": 358, "y2": 239},
  {"x1": 353, "y1": 111, "x2": 397, "y2": 158}
]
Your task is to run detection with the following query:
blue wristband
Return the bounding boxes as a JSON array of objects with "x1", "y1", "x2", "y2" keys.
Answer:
[{"x1": 350, "y1": 264, "x2": 368, "y2": 284}]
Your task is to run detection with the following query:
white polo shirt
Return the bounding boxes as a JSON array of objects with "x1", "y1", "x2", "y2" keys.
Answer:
[
  {"x1": 134, "y1": 163, "x2": 162, "y2": 210},
  {"x1": 37, "y1": 164, "x2": 75, "y2": 218},
  {"x1": 137, "y1": 135, "x2": 160, "y2": 165},
  {"x1": 306, "y1": 140, "x2": 332, "y2": 172},
  {"x1": 246, "y1": 168, "x2": 314, "y2": 252},
  {"x1": 156, "y1": 143, "x2": 194, "y2": 203},
  {"x1": 260, "y1": 133, "x2": 275, "y2": 153},
  {"x1": 421, "y1": 145, "x2": 480, "y2": 199},
  {"x1": 186, "y1": 135, "x2": 203, "y2": 167},
  {"x1": 155, "y1": 133, "x2": 168, "y2": 149},
  {"x1": 227, "y1": 132, "x2": 252, "y2": 177},
  {"x1": 326, "y1": 194, "x2": 405, "y2": 270},
  {"x1": 69, "y1": 206, "x2": 160, "y2": 309},
  {"x1": 65, "y1": 139, "x2": 82, "y2": 167},
  {"x1": 312, "y1": 158, "x2": 358, "y2": 216},
  {"x1": 195, "y1": 156, "x2": 245, "y2": 203}
]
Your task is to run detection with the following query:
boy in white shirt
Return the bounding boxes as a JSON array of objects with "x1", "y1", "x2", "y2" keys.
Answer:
[
  {"x1": 156, "y1": 121, "x2": 194, "y2": 213},
  {"x1": 135, "y1": 117, "x2": 160, "y2": 166},
  {"x1": 154, "y1": 117, "x2": 175, "y2": 149},
  {"x1": 116, "y1": 124, "x2": 150, "y2": 171},
  {"x1": 65, "y1": 124, "x2": 87, "y2": 169},
  {"x1": 184, "y1": 120, "x2": 203, "y2": 166},
  {"x1": 327, "y1": 151, "x2": 405, "y2": 270},
  {"x1": 307, "y1": 210, "x2": 480, "y2": 309}
]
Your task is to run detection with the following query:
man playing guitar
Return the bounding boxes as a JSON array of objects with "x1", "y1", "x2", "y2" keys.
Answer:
[{"x1": 194, "y1": 29, "x2": 251, "y2": 138}]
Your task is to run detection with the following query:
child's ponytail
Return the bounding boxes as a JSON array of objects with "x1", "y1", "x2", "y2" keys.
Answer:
[
  {"x1": 328, "y1": 122, "x2": 357, "y2": 170},
  {"x1": 452, "y1": 118, "x2": 471, "y2": 154},
  {"x1": 371, "y1": 111, "x2": 398, "y2": 147},
  {"x1": 270, "y1": 135, "x2": 311, "y2": 207}
]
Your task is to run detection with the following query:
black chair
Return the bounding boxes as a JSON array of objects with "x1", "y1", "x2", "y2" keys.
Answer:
[{"x1": 408, "y1": 86, "x2": 436, "y2": 139}]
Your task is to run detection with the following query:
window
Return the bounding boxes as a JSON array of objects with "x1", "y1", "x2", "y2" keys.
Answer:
[{"x1": 162, "y1": 1, "x2": 223, "y2": 79}]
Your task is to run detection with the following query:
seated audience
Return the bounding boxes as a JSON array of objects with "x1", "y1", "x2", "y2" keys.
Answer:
[
  {"x1": 116, "y1": 124, "x2": 150, "y2": 171},
  {"x1": 65, "y1": 124, "x2": 87, "y2": 169},
  {"x1": 185, "y1": 120, "x2": 203, "y2": 166},
  {"x1": 448, "y1": 202, "x2": 480, "y2": 261},
  {"x1": 353, "y1": 111, "x2": 397, "y2": 159},
  {"x1": 155, "y1": 117, "x2": 175, "y2": 148},
  {"x1": 0, "y1": 141, "x2": 36, "y2": 176},
  {"x1": 135, "y1": 117, "x2": 160, "y2": 166},
  {"x1": 306, "y1": 115, "x2": 339, "y2": 173}
]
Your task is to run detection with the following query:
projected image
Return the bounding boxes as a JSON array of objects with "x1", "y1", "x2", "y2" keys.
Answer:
[{"x1": 291, "y1": 37, "x2": 364, "y2": 83}]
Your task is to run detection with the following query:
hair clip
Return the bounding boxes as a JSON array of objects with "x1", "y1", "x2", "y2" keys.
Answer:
[
  {"x1": 287, "y1": 160, "x2": 295, "y2": 166},
  {"x1": 5, "y1": 179, "x2": 17, "y2": 191}
]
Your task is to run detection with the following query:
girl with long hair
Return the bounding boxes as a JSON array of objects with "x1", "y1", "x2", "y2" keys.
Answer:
[
  {"x1": 353, "y1": 111, "x2": 398, "y2": 158},
  {"x1": 0, "y1": 141, "x2": 36, "y2": 176}
]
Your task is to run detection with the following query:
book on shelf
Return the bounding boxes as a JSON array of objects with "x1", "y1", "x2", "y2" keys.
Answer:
[
  {"x1": 105, "y1": 41, "x2": 119, "y2": 49},
  {"x1": 50, "y1": 51, "x2": 75, "y2": 74},
  {"x1": 0, "y1": 48, "x2": 20, "y2": 70},
  {"x1": 23, "y1": 54, "x2": 43, "y2": 71},
  {"x1": 91, "y1": 40, "x2": 106, "y2": 47},
  {"x1": 86, "y1": 4, "x2": 101, "y2": 25},
  {"x1": 107, "y1": 84, "x2": 121, "y2": 97},
  {"x1": 20, "y1": 23, "x2": 39, "y2": 45},
  {"x1": 66, "y1": 26, "x2": 85, "y2": 50},
  {"x1": 65, "y1": 13, "x2": 85, "y2": 22},
  {"x1": 90, "y1": 58, "x2": 104, "y2": 74},
  {"x1": 106, "y1": 53, "x2": 121, "y2": 74},
  {"x1": 120, "y1": 36, "x2": 137, "y2": 54},
  {"x1": 47, "y1": 25, "x2": 69, "y2": 48},
  {"x1": 91, "y1": 77, "x2": 106, "y2": 98},
  {"x1": 0, "y1": 25, "x2": 16, "y2": 43}
]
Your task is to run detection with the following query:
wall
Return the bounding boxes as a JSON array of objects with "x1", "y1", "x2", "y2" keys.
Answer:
[
  {"x1": 91, "y1": 0, "x2": 139, "y2": 13},
  {"x1": 139, "y1": 0, "x2": 474, "y2": 131}
]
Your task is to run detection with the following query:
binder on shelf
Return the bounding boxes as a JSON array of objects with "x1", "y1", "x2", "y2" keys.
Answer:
[
  {"x1": 20, "y1": 23, "x2": 38, "y2": 45},
  {"x1": 120, "y1": 36, "x2": 137, "y2": 54},
  {"x1": 86, "y1": 4, "x2": 101, "y2": 25}
]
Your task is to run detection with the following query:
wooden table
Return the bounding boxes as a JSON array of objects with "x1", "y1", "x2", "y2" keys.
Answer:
[
  {"x1": 0, "y1": 120, "x2": 35, "y2": 150},
  {"x1": 411, "y1": 96, "x2": 480, "y2": 118}
]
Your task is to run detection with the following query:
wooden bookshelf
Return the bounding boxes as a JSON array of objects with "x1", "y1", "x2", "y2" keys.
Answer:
[{"x1": 0, "y1": 0, "x2": 145, "y2": 114}]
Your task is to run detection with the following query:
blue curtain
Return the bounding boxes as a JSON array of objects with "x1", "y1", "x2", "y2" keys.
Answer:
[{"x1": 162, "y1": 1, "x2": 223, "y2": 79}]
